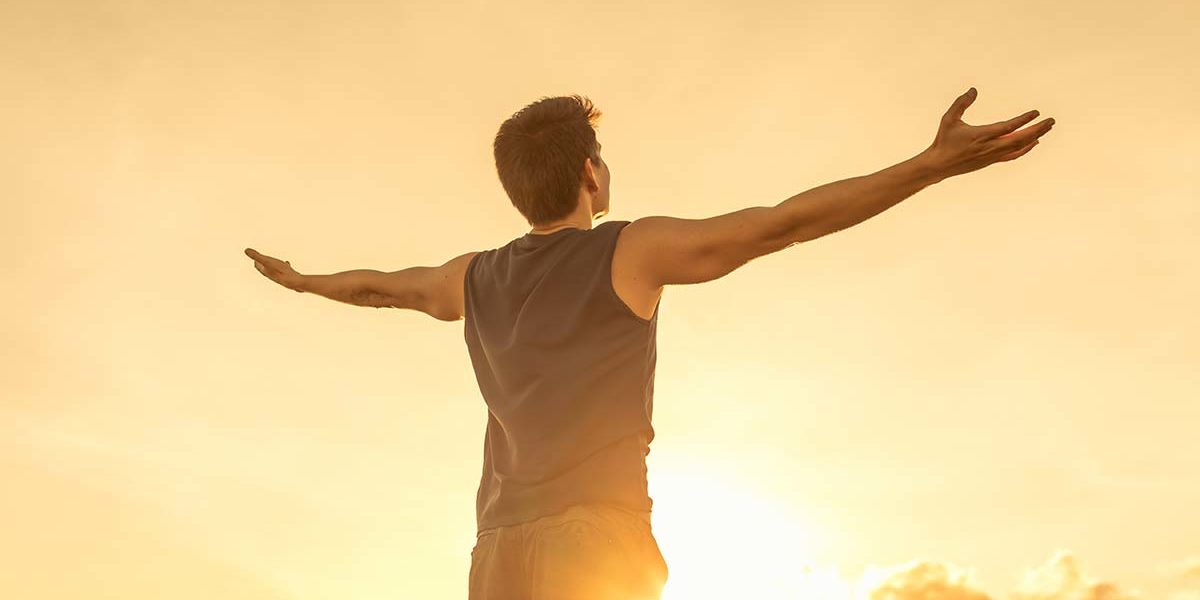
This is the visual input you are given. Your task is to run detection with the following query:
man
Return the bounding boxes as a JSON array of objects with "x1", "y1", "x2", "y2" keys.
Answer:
[{"x1": 246, "y1": 88, "x2": 1054, "y2": 599}]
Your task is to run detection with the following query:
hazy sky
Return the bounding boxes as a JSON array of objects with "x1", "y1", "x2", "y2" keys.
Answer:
[{"x1": 3, "y1": 0, "x2": 1198, "y2": 599}]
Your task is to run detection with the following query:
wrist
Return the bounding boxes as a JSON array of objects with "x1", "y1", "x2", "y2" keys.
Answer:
[
  {"x1": 288, "y1": 273, "x2": 310, "y2": 293},
  {"x1": 909, "y1": 148, "x2": 950, "y2": 186}
]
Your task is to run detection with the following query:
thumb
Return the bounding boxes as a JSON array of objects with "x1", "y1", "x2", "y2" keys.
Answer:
[{"x1": 943, "y1": 87, "x2": 977, "y2": 124}]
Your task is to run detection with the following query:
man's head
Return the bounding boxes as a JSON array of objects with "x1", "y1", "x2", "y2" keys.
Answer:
[{"x1": 493, "y1": 95, "x2": 609, "y2": 227}]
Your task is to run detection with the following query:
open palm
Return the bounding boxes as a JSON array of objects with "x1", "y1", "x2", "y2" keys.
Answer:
[
  {"x1": 926, "y1": 87, "x2": 1055, "y2": 179},
  {"x1": 245, "y1": 248, "x2": 304, "y2": 292}
]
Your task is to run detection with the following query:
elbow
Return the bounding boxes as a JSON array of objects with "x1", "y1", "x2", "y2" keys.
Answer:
[
  {"x1": 760, "y1": 220, "x2": 830, "y2": 252},
  {"x1": 431, "y1": 311, "x2": 464, "y2": 322},
  {"x1": 753, "y1": 207, "x2": 796, "y2": 256},
  {"x1": 759, "y1": 205, "x2": 832, "y2": 251}
]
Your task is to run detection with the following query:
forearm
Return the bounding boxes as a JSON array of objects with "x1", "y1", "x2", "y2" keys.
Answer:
[
  {"x1": 297, "y1": 269, "x2": 389, "y2": 307},
  {"x1": 766, "y1": 149, "x2": 945, "y2": 249}
]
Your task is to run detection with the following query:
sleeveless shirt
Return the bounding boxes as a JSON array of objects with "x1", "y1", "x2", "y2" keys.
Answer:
[{"x1": 463, "y1": 219, "x2": 660, "y2": 532}]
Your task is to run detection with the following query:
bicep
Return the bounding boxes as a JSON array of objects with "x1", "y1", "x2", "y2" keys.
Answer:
[
  {"x1": 619, "y1": 208, "x2": 789, "y2": 287},
  {"x1": 426, "y1": 251, "x2": 479, "y2": 321},
  {"x1": 372, "y1": 251, "x2": 479, "y2": 321}
]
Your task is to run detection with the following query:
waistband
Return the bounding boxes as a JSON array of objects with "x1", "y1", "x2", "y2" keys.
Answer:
[{"x1": 477, "y1": 502, "x2": 651, "y2": 537}]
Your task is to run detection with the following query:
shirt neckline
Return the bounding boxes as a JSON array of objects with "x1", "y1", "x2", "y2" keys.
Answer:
[
  {"x1": 520, "y1": 226, "x2": 589, "y2": 247},
  {"x1": 526, "y1": 226, "x2": 588, "y2": 237}
]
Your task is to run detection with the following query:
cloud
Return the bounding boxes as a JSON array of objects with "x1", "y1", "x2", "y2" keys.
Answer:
[
  {"x1": 1162, "y1": 557, "x2": 1200, "y2": 583},
  {"x1": 1011, "y1": 550, "x2": 1139, "y2": 600},
  {"x1": 858, "y1": 551, "x2": 1142, "y2": 600},
  {"x1": 863, "y1": 560, "x2": 991, "y2": 600},
  {"x1": 1162, "y1": 556, "x2": 1200, "y2": 600}
]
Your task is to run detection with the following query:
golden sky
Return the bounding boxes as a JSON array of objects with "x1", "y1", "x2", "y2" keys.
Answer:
[{"x1": 3, "y1": 0, "x2": 1198, "y2": 598}]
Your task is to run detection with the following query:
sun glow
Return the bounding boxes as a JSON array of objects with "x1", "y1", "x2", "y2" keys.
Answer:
[{"x1": 648, "y1": 464, "x2": 855, "y2": 600}]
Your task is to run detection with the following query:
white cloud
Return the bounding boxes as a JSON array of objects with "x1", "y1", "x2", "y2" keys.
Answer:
[
  {"x1": 852, "y1": 550, "x2": 1149, "y2": 600},
  {"x1": 1162, "y1": 555, "x2": 1200, "y2": 600},
  {"x1": 1162, "y1": 557, "x2": 1200, "y2": 583},
  {"x1": 1011, "y1": 550, "x2": 1139, "y2": 600},
  {"x1": 862, "y1": 559, "x2": 991, "y2": 600}
]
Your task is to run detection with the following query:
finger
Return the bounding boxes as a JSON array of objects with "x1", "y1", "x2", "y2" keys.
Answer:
[
  {"x1": 256, "y1": 262, "x2": 286, "y2": 284},
  {"x1": 942, "y1": 87, "x2": 977, "y2": 124},
  {"x1": 247, "y1": 248, "x2": 285, "y2": 269},
  {"x1": 996, "y1": 139, "x2": 1039, "y2": 163},
  {"x1": 247, "y1": 248, "x2": 277, "y2": 262},
  {"x1": 993, "y1": 117, "x2": 1055, "y2": 150},
  {"x1": 980, "y1": 109, "x2": 1040, "y2": 139}
]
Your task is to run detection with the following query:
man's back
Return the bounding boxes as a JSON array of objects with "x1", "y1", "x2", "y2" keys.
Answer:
[{"x1": 463, "y1": 220, "x2": 660, "y2": 532}]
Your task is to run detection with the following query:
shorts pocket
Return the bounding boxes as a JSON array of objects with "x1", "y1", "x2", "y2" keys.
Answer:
[
  {"x1": 530, "y1": 517, "x2": 632, "y2": 599},
  {"x1": 471, "y1": 529, "x2": 498, "y2": 557},
  {"x1": 468, "y1": 529, "x2": 499, "y2": 595}
]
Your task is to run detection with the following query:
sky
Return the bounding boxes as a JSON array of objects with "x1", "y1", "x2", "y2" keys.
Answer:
[{"x1": 2, "y1": 0, "x2": 1198, "y2": 598}]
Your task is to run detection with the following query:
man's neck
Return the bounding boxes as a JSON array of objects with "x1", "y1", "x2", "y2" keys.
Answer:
[{"x1": 530, "y1": 217, "x2": 594, "y2": 235}]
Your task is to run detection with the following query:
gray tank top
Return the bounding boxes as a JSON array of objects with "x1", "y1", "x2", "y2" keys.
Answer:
[{"x1": 463, "y1": 219, "x2": 659, "y2": 532}]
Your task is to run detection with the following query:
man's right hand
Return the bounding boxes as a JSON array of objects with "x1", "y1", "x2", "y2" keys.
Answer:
[
  {"x1": 922, "y1": 87, "x2": 1055, "y2": 181},
  {"x1": 245, "y1": 247, "x2": 306, "y2": 292}
]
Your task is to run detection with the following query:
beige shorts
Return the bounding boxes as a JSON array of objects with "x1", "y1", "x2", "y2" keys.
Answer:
[{"x1": 469, "y1": 503, "x2": 670, "y2": 600}]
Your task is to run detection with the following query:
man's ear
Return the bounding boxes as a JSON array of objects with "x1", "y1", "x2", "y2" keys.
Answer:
[{"x1": 582, "y1": 157, "x2": 600, "y2": 193}]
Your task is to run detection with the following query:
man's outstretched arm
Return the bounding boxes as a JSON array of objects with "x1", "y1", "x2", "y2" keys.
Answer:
[
  {"x1": 615, "y1": 87, "x2": 1056, "y2": 288},
  {"x1": 244, "y1": 248, "x2": 479, "y2": 322}
]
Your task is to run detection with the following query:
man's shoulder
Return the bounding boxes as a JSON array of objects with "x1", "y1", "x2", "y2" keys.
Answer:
[{"x1": 596, "y1": 219, "x2": 633, "y2": 243}]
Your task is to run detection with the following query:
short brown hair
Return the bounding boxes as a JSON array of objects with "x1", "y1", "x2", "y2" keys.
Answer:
[{"x1": 493, "y1": 95, "x2": 603, "y2": 226}]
